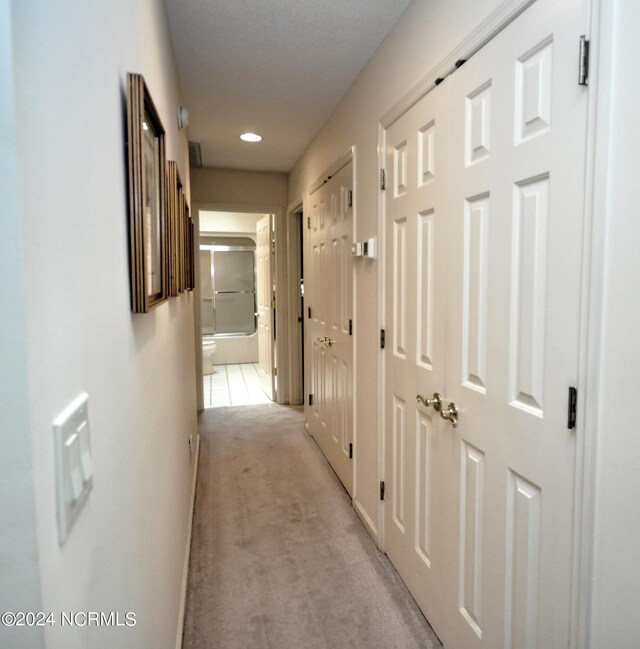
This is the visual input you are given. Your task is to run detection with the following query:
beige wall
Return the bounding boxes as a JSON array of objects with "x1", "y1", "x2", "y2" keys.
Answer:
[
  {"x1": 192, "y1": 167, "x2": 288, "y2": 207},
  {"x1": 8, "y1": 0, "x2": 196, "y2": 647},
  {"x1": 200, "y1": 210, "x2": 266, "y2": 235}
]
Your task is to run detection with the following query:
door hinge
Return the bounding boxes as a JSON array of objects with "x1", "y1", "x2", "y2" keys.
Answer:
[
  {"x1": 272, "y1": 368, "x2": 277, "y2": 377},
  {"x1": 348, "y1": 190, "x2": 353, "y2": 207},
  {"x1": 568, "y1": 387, "x2": 577, "y2": 429},
  {"x1": 349, "y1": 319, "x2": 353, "y2": 336},
  {"x1": 380, "y1": 328, "x2": 386, "y2": 350},
  {"x1": 380, "y1": 481, "x2": 385, "y2": 501},
  {"x1": 307, "y1": 216, "x2": 311, "y2": 229},
  {"x1": 380, "y1": 169, "x2": 386, "y2": 191},
  {"x1": 579, "y1": 35, "x2": 590, "y2": 86},
  {"x1": 308, "y1": 393, "x2": 314, "y2": 406},
  {"x1": 308, "y1": 306, "x2": 312, "y2": 319},
  {"x1": 349, "y1": 443, "x2": 353, "y2": 459}
]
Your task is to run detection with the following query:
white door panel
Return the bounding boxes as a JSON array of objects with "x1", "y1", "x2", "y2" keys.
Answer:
[
  {"x1": 256, "y1": 214, "x2": 274, "y2": 400},
  {"x1": 305, "y1": 161, "x2": 354, "y2": 494},
  {"x1": 444, "y1": 2, "x2": 588, "y2": 646},
  {"x1": 385, "y1": 78, "x2": 452, "y2": 633},
  {"x1": 384, "y1": 0, "x2": 589, "y2": 646}
]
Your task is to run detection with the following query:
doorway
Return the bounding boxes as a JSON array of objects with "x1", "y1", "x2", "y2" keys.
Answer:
[
  {"x1": 298, "y1": 209, "x2": 305, "y2": 399},
  {"x1": 197, "y1": 208, "x2": 276, "y2": 408}
]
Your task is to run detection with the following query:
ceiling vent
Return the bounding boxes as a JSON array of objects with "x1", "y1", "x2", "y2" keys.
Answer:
[{"x1": 188, "y1": 141, "x2": 202, "y2": 168}]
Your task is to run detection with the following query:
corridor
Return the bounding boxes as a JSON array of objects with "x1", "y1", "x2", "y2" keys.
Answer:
[{"x1": 182, "y1": 405, "x2": 441, "y2": 648}]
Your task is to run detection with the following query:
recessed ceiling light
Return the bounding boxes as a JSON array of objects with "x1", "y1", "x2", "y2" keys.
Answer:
[{"x1": 240, "y1": 132, "x2": 262, "y2": 142}]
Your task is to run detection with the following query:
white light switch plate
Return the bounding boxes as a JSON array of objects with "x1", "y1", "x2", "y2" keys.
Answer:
[{"x1": 53, "y1": 393, "x2": 92, "y2": 544}]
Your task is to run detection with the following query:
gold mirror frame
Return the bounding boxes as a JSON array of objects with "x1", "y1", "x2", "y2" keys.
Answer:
[
  {"x1": 166, "y1": 161, "x2": 180, "y2": 296},
  {"x1": 167, "y1": 161, "x2": 195, "y2": 295},
  {"x1": 126, "y1": 73, "x2": 167, "y2": 312}
]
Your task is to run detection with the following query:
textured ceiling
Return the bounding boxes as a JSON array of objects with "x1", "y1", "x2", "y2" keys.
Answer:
[{"x1": 164, "y1": 0, "x2": 412, "y2": 172}]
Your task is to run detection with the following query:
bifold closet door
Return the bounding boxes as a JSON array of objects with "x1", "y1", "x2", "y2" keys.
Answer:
[
  {"x1": 384, "y1": 78, "x2": 453, "y2": 637},
  {"x1": 384, "y1": 0, "x2": 590, "y2": 646},
  {"x1": 443, "y1": 0, "x2": 589, "y2": 645},
  {"x1": 305, "y1": 161, "x2": 354, "y2": 495}
]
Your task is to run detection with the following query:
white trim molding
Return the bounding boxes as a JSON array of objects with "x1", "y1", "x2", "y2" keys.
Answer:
[
  {"x1": 175, "y1": 434, "x2": 200, "y2": 649},
  {"x1": 381, "y1": 0, "x2": 537, "y2": 128}
]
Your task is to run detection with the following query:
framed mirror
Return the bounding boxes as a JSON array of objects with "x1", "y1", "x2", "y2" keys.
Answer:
[
  {"x1": 166, "y1": 160, "x2": 180, "y2": 297},
  {"x1": 126, "y1": 73, "x2": 167, "y2": 312},
  {"x1": 167, "y1": 161, "x2": 195, "y2": 296}
]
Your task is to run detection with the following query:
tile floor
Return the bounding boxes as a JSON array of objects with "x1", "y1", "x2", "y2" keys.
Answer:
[{"x1": 203, "y1": 363, "x2": 272, "y2": 408}]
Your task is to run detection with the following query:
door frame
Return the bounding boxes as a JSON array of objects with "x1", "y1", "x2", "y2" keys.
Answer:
[
  {"x1": 284, "y1": 200, "x2": 305, "y2": 406},
  {"x1": 192, "y1": 201, "x2": 284, "y2": 410},
  {"x1": 255, "y1": 213, "x2": 276, "y2": 400},
  {"x1": 376, "y1": 0, "x2": 604, "y2": 646}
]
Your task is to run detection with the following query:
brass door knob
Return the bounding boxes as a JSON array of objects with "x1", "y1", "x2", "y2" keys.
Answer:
[
  {"x1": 440, "y1": 401, "x2": 459, "y2": 428},
  {"x1": 416, "y1": 392, "x2": 443, "y2": 412}
]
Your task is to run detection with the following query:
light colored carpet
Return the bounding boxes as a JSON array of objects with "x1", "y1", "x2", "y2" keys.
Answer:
[{"x1": 183, "y1": 404, "x2": 442, "y2": 649}]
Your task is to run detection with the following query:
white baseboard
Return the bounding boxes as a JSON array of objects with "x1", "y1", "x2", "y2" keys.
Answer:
[
  {"x1": 175, "y1": 434, "x2": 200, "y2": 649},
  {"x1": 354, "y1": 497, "x2": 378, "y2": 544}
]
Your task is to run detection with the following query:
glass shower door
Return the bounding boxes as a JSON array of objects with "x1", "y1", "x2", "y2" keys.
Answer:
[{"x1": 212, "y1": 250, "x2": 256, "y2": 335}]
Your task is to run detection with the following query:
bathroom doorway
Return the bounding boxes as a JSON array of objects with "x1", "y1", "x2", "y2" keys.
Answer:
[{"x1": 198, "y1": 209, "x2": 275, "y2": 408}]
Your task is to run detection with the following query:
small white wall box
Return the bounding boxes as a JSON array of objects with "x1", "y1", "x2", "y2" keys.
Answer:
[
  {"x1": 53, "y1": 393, "x2": 93, "y2": 544},
  {"x1": 362, "y1": 237, "x2": 377, "y2": 259}
]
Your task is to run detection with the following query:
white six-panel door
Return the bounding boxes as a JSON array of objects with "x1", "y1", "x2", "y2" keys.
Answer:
[
  {"x1": 305, "y1": 161, "x2": 354, "y2": 494},
  {"x1": 384, "y1": 0, "x2": 589, "y2": 646},
  {"x1": 256, "y1": 214, "x2": 274, "y2": 400},
  {"x1": 384, "y1": 78, "x2": 452, "y2": 636}
]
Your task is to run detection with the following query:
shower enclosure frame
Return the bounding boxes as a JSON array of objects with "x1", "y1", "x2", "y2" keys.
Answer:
[{"x1": 200, "y1": 243, "x2": 258, "y2": 338}]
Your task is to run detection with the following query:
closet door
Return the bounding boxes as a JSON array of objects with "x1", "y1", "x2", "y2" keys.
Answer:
[
  {"x1": 383, "y1": 0, "x2": 590, "y2": 645},
  {"x1": 305, "y1": 160, "x2": 354, "y2": 494},
  {"x1": 443, "y1": 0, "x2": 589, "y2": 645},
  {"x1": 383, "y1": 79, "x2": 453, "y2": 636}
]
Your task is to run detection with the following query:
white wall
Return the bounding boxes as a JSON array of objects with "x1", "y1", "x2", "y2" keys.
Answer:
[
  {"x1": 6, "y1": 1, "x2": 196, "y2": 647},
  {"x1": 0, "y1": 2, "x2": 44, "y2": 647},
  {"x1": 288, "y1": 0, "x2": 506, "y2": 538},
  {"x1": 589, "y1": 0, "x2": 640, "y2": 645}
]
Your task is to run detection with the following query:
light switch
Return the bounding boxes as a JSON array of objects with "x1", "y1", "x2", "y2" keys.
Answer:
[
  {"x1": 77, "y1": 421, "x2": 93, "y2": 481},
  {"x1": 53, "y1": 393, "x2": 93, "y2": 544},
  {"x1": 65, "y1": 433, "x2": 83, "y2": 502}
]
